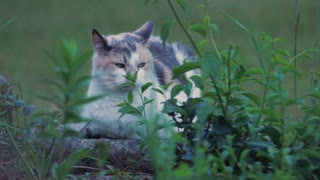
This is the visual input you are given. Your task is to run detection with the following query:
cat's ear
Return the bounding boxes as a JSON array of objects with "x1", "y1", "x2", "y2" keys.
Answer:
[
  {"x1": 92, "y1": 29, "x2": 112, "y2": 53},
  {"x1": 133, "y1": 21, "x2": 153, "y2": 42}
]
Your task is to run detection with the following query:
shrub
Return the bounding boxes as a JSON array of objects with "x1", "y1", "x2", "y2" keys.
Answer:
[
  {"x1": 1, "y1": 0, "x2": 319, "y2": 179},
  {"x1": 139, "y1": 0, "x2": 320, "y2": 179}
]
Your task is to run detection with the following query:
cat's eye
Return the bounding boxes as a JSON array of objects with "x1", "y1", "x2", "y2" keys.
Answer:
[
  {"x1": 137, "y1": 62, "x2": 146, "y2": 68},
  {"x1": 115, "y1": 63, "x2": 125, "y2": 68}
]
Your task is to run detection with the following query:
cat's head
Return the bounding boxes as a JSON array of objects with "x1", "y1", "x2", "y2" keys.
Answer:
[{"x1": 91, "y1": 21, "x2": 154, "y2": 91}]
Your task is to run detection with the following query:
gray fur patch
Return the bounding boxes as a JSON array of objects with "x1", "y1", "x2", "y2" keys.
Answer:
[
  {"x1": 148, "y1": 38, "x2": 195, "y2": 84},
  {"x1": 109, "y1": 34, "x2": 139, "y2": 59}
]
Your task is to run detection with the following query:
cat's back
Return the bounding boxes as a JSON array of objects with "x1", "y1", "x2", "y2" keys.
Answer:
[{"x1": 147, "y1": 36, "x2": 197, "y2": 85}]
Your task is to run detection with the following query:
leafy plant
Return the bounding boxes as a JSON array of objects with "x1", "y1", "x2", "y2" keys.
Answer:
[
  {"x1": 141, "y1": 0, "x2": 320, "y2": 179},
  {"x1": 1, "y1": 1, "x2": 319, "y2": 179},
  {"x1": 0, "y1": 39, "x2": 98, "y2": 179}
]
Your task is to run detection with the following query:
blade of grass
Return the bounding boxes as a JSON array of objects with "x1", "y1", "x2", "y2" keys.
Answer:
[
  {"x1": 218, "y1": 12, "x2": 265, "y2": 73},
  {"x1": 293, "y1": 0, "x2": 300, "y2": 118},
  {"x1": 0, "y1": 17, "x2": 16, "y2": 32},
  {"x1": 168, "y1": 0, "x2": 201, "y2": 57},
  {"x1": 204, "y1": 0, "x2": 221, "y2": 59}
]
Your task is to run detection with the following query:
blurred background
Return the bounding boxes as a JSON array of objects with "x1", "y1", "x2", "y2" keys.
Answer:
[{"x1": 0, "y1": 0, "x2": 319, "y2": 108}]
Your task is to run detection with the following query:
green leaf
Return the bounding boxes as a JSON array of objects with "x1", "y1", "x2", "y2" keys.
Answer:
[
  {"x1": 23, "y1": 105, "x2": 36, "y2": 116},
  {"x1": 244, "y1": 68, "x2": 264, "y2": 76},
  {"x1": 203, "y1": 16, "x2": 210, "y2": 25},
  {"x1": 69, "y1": 95, "x2": 102, "y2": 107},
  {"x1": 51, "y1": 150, "x2": 90, "y2": 180},
  {"x1": 141, "y1": 82, "x2": 153, "y2": 94},
  {"x1": 71, "y1": 50, "x2": 91, "y2": 74},
  {"x1": 233, "y1": 117, "x2": 249, "y2": 127},
  {"x1": 198, "y1": 39, "x2": 208, "y2": 51},
  {"x1": 44, "y1": 50, "x2": 64, "y2": 70},
  {"x1": 234, "y1": 65, "x2": 246, "y2": 80},
  {"x1": 0, "y1": 17, "x2": 16, "y2": 32},
  {"x1": 171, "y1": 84, "x2": 184, "y2": 99},
  {"x1": 242, "y1": 92, "x2": 261, "y2": 105},
  {"x1": 219, "y1": 12, "x2": 265, "y2": 73},
  {"x1": 118, "y1": 102, "x2": 142, "y2": 117},
  {"x1": 203, "y1": 92, "x2": 216, "y2": 99},
  {"x1": 213, "y1": 120, "x2": 232, "y2": 135},
  {"x1": 161, "y1": 82, "x2": 173, "y2": 91},
  {"x1": 189, "y1": 24, "x2": 207, "y2": 37},
  {"x1": 176, "y1": 0, "x2": 187, "y2": 12},
  {"x1": 160, "y1": 20, "x2": 175, "y2": 47},
  {"x1": 0, "y1": 121, "x2": 18, "y2": 130},
  {"x1": 61, "y1": 40, "x2": 78, "y2": 69},
  {"x1": 261, "y1": 126, "x2": 281, "y2": 147},
  {"x1": 120, "y1": 82, "x2": 134, "y2": 90},
  {"x1": 196, "y1": 102, "x2": 214, "y2": 123},
  {"x1": 127, "y1": 91, "x2": 133, "y2": 104},
  {"x1": 200, "y1": 53, "x2": 221, "y2": 80},
  {"x1": 143, "y1": 97, "x2": 154, "y2": 105},
  {"x1": 172, "y1": 62, "x2": 200, "y2": 79},
  {"x1": 247, "y1": 141, "x2": 273, "y2": 149},
  {"x1": 15, "y1": 100, "x2": 25, "y2": 108},
  {"x1": 152, "y1": 88, "x2": 164, "y2": 95},
  {"x1": 229, "y1": 46, "x2": 239, "y2": 60},
  {"x1": 211, "y1": 23, "x2": 220, "y2": 35},
  {"x1": 43, "y1": 79, "x2": 66, "y2": 92},
  {"x1": 189, "y1": 75, "x2": 203, "y2": 89},
  {"x1": 302, "y1": 149, "x2": 320, "y2": 159},
  {"x1": 162, "y1": 100, "x2": 187, "y2": 117},
  {"x1": 133, "y1": 71, "x2": 139, "y2": 82},
  {"x1": 69, "y1": 75, "x2": 91, "y2": 92},
  {"x1": 240, "y1": 149, "x2": 251, "y2": 161},
  {"x1": 173, "y1": 163, "x2": 193, "y2": 177}
]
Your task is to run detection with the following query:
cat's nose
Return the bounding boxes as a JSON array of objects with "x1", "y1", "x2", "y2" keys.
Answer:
[{"x1": 128, "y1": 68, "x2": 138, "y2": 76}]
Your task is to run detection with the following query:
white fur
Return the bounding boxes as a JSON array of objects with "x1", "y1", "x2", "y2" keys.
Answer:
[
  {"x1": 68, "y1": 23, "x2": 200, "y2": 139},
  {"x1": 68, "y1": 50, "x2": 168, "y2": 139}
]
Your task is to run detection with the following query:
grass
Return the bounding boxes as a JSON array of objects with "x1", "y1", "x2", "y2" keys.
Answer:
[
  {"x1": 0, "y1": 0, "x2": 320, "y2": 179},
  {"x1": 0, "y1": 0, "x2": 319, "y2": 109}
]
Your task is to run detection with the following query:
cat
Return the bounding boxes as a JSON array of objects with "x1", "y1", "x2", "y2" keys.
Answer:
[{"x1": 68, "y1": 21, "x2": 200, "y2": 139}]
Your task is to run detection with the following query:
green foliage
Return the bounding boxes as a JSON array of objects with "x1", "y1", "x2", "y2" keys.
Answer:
[
  {"x1": 160, "y1": 20, "x2": 176, "y2": 48},
  {"x1": 139, "y1": 0, "x2": 320, "y2": 179},
  {"x1": 0, "y1": 82, "x2": 39, "y2": 179},
  {"x1": 0, "y1": 18, "x2": 16, "y2": 32},
  {"x1": 1, "y1": 0, "x2": 320, "y2": 179},
  {"x1": 0, "y1": 39, "x2": 96, "y2": 179}
]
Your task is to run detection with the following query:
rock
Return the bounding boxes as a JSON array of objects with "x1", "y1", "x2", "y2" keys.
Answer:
[
  {"x1": 0, "y1": 75, "x2": 14, "y2": 122},
  {"x1": 61, "y1": 137, "x2": 153, "y2": 173},
  {"x1": 0, "y1": 75, "x2": 8, "y2": 85},
  {"x1": 0, "y1": 75, "x2": 154, "y2": 177},
  {"x1": 0, "y1": 75, "x2": 14, "y2": 179}
]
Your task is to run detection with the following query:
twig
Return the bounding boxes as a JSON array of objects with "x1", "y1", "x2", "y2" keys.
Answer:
[
  {"x1": 45, "y1": 137, "x2": 56, "y2": 160},
  {"x1": 205, "y1": 0, "x2": 221, "y2": 59},
  {"x1": 72, "y1": 165, "x2": 105, "y2": 171},
  {"x1": 167, "y1": 0, "x2": 201, "y2": 57},
  {"x1": 293, "y1": 0, "x2": 300, "y2": 118},
  {"x1": 225, "y1": 45, "x2": 232, "y2": 115}
]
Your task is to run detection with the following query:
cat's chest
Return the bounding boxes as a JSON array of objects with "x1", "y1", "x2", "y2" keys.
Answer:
[{"x1": 91, "y1": 92, "x2": 141, "y2": 109}]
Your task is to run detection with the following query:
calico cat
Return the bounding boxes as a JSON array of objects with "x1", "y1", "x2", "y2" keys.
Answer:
[{"x1": 68, "y1": 21, "x2": 200, "y2": 139}]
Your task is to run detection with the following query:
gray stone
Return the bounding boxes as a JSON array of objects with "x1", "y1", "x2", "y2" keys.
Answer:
[{"x1": 0, "y1": 75, "x2": 153, "y2": 177}]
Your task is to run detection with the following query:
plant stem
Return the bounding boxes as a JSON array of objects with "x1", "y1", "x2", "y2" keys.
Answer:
[
  {"x1": 168, "y1": 0, "x2": 201, "y2": 57},
  {"x1": 210, "y1": 75, "x2": 226, "y2": 117},
  {"x1": 135, "y1": 86, "x2": 151, "y2": 137},
  {"x1": 293, "y1": 0, "x2": 299, "y2": 118},
  {"x1": 205, "y1": 0, "x2": 221, "y2": 59},
  {"x1": 258, "y1": 62, "x2": 273, "y2": 124},
  {"x1": 225, "y1": 45, "x2": 232, "y2": 113},
  {"x1": 5, "y1": 126, "x2": 38, "y2": 180}
]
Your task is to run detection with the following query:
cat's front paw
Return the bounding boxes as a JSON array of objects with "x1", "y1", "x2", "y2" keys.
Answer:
[{"x1": 85, "y1": 127, "x2": 108, "y2": 139}]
